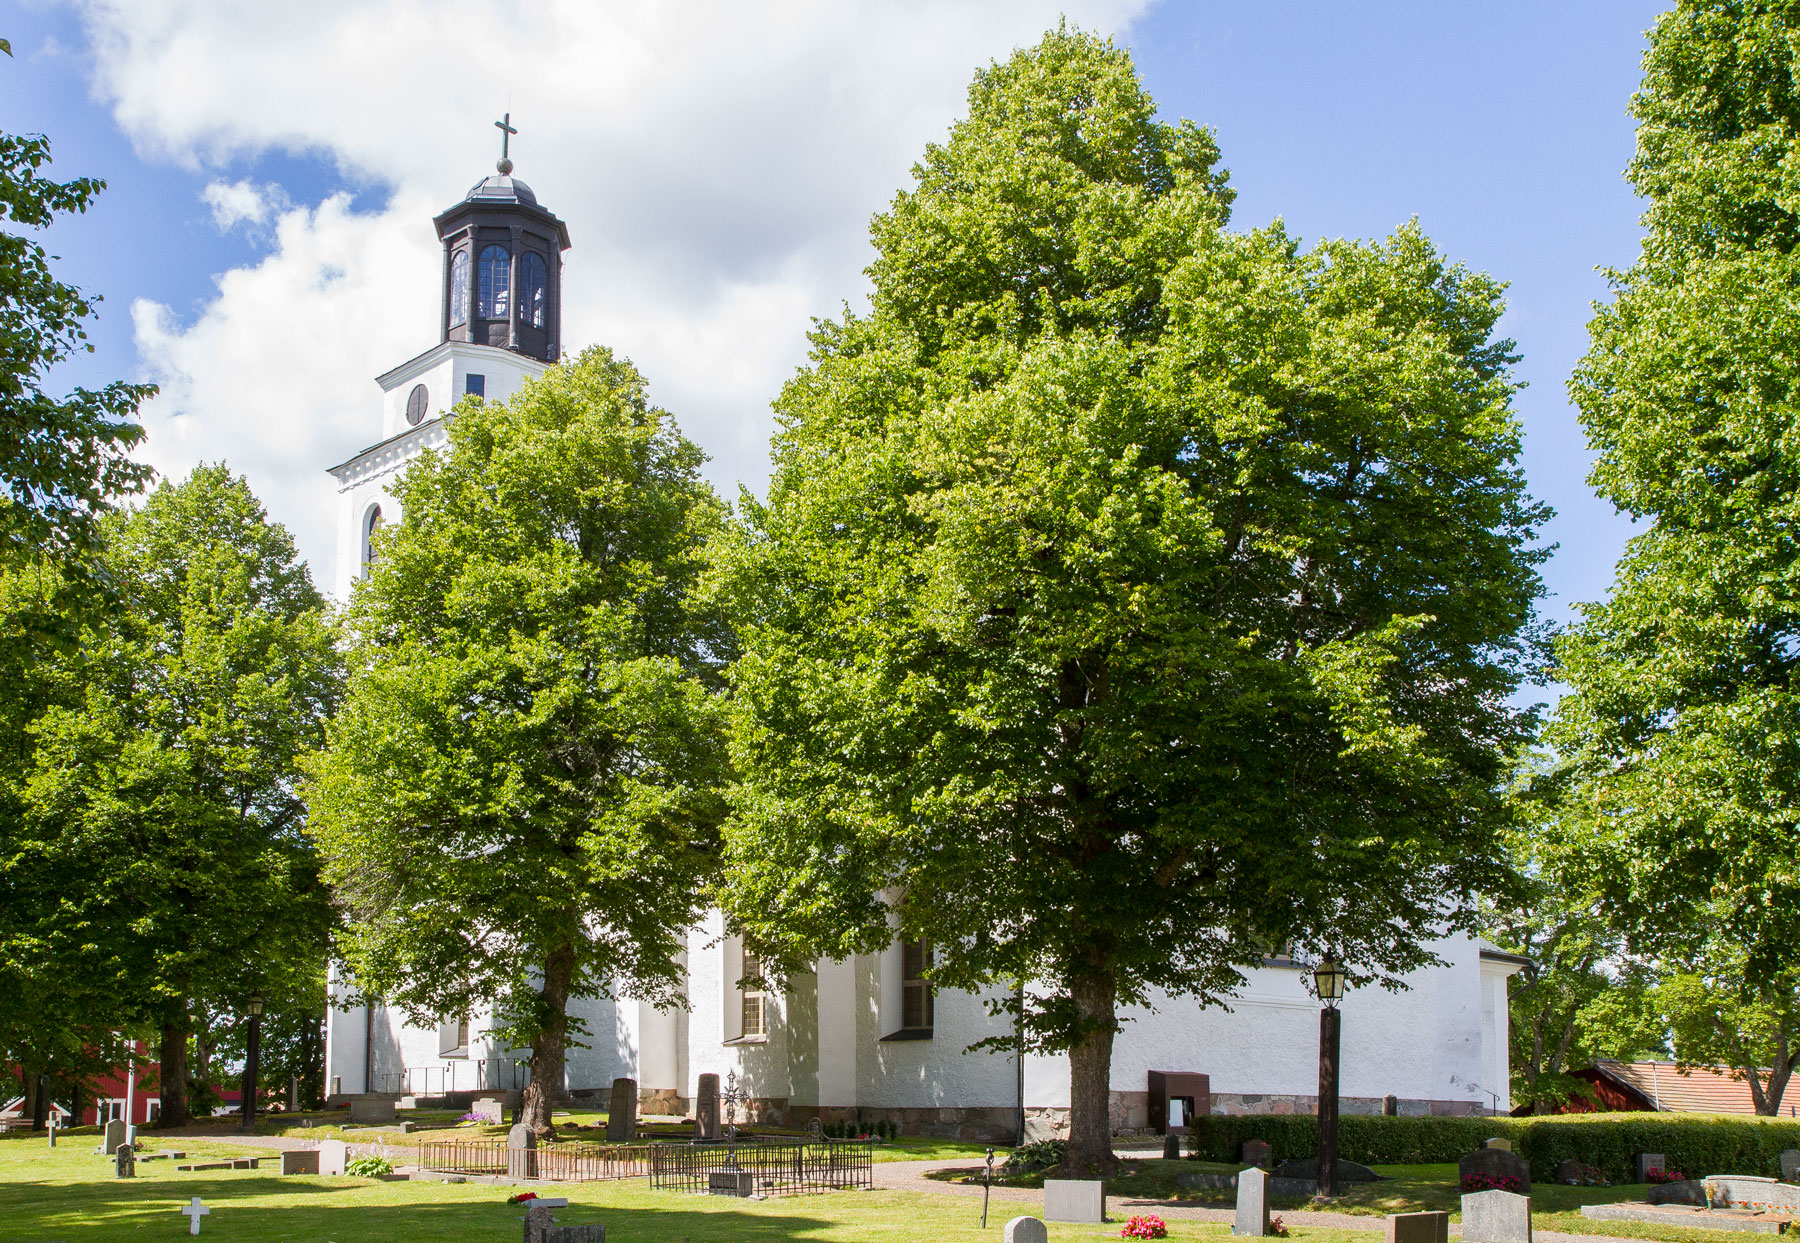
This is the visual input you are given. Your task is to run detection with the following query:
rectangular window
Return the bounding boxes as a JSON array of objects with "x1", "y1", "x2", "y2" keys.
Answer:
[
  {"x1": 741, "y1": 948, "x2": 766, "y2": 1038},
  {"x1": 465, "y1": 373, "x2": 485, "y2": 397},
  {"x1": 901, "y1": 939, "x2": 934, "y2": 1031}
]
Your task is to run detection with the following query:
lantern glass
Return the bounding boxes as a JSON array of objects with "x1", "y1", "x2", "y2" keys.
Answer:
[
  {"x1": 1314, "y1": 959, "x2": 1347, "y2": 1003},
  {"x1": 248, "y1": 995, "x2": 265, "y2": 1017}
]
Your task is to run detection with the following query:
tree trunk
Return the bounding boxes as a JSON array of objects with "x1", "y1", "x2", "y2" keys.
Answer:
[
  {"x1": 27, "y1": 1071, "x2": 46, "y2": 1131},
  {"x1": 1059, "y1": 969, "x2": 1121, "y2": 1177},
  {"x1": 519, "y1": 941, "x2": 575, "y2": 1136},
  {"x1": 157, "y1": 1019, "x2": 191, "y2": 1129}
]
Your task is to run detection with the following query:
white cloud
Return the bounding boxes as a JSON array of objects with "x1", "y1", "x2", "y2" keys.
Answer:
[{"x1": 72, "y1": 0, "x2": 1151, "y2": 591}]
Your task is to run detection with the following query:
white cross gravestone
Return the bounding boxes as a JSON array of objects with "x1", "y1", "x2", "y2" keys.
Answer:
[{"x1": 181, "y1": 1197, "x2": 210, "y2": 1235}]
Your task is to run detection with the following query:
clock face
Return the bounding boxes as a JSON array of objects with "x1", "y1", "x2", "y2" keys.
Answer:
[{"x1": 405, "y1": 384, "x2": 429, "y2": 427}]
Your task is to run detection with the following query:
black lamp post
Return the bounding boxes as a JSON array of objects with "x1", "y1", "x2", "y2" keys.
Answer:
[
  {"x1": 1313, "y1": 957, "x2": 1347, "y2": 1198},
  {"x1": 240, "y1": 995, "x2": 265, "y2": 1132}
]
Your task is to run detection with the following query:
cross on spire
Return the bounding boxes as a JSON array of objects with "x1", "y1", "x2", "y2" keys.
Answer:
[{"x1": 494, "y1": 112, "x2": 518, "y2": 174}]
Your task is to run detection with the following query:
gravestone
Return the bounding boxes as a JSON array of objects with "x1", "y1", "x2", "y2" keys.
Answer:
[
  {"x1": 1276, "y1": 1157, "x2": 1379, "y2": 1184},
  {"x1": 1043, "y1": 1179, "x2": 1105, "y2": 1224},
  {"x1": 45, "y1": 1124, "x2": 54, "y2": 1148},
  {"x1": 115, "y1": 1144, "x2": 136, "y2": 1178},
  {"x1": 1462, "y1": 1190, "x2": 1532, "y2": 1243},
  {"x1": 1386, "y1": 1211, "x2": 1449, "y2": 1243},
  {"x1": 317, "y1": 1138, "x2": 348, "y2": 1176},
  {"x1": 508, "y1": 1122, "x2": 539, "y2": 1179},
  {"x1": 606, "y1": 1077, "x2": 637, "y2": 1141},
  {"x1": 1004, "y1": 1217, "x2": 1049, "y2": 1243},
  {"x1": 1645, "y1": 1179, "x2": 1706, "y2": 1206},
  {"x1": 1163, "y1": 1133, "x2": 1182, "y2": 1159},
  {"x1": 1782, "y1": 1149, "x2": 1800, "y2": 1183},
  {"x1": 695, "y1": 1073, "x2": 720, "y2": 1141},
  {"x1": 545, "y1": 1228, "x2": 605, "y2": 1243},
  {"x1": 348, "y1": 1095, "x2": 397, "y2": 1125},
  {"x1": 470, "y1": 1095, "x2": 505, "y2": 1124},
  {"x1": 1484, "y1": 1138, "x2": 1513, "y2": 1152},
  {"x1": 524, "y1": 1203, "x2": 557, "y2": 1243},
  {"x1": 709, "y1": 1170, "x2": 755, "y2": 1196},
  {"x1": 1459, "y1": 1145, "x2": 1531, "y2": 1191},
  {"x1": 280, "y1": 1149, "x2": 320, "y2": 1175},
  {"x1": 103, "y1": 1117, "x2": 128, "y2": 1155},
  {"x1": 1635, "y1": 1152, "x2": 1664, "y2": 1183},
  {"x1": 1235, "y1": 1166, "x2": 1271, "y2": 1237},
  {"x1": 1383, "y1": 1095, "x2": 1399, "y2": 1117},
  {"x1": 181, "y1": 1196, "x2": 210, "y2": 1235},
  {"x1": 1242, "y1": 1139, "x2": 1272, "y2": 1167}
]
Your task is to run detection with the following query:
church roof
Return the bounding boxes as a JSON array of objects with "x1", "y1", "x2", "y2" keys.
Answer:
[{"x1": 464, "y1": 174, "x2": 538, "y2": 206}]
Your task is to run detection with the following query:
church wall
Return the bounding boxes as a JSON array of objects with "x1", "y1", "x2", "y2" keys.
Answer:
[{"x1": 684, "y1": 910, "x2": 792, "y2": 1122}]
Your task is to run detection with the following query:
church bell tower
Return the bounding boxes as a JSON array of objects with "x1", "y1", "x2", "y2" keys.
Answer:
[{"x1": 326, "y1": 116, "x2": 573, "y2": 601}]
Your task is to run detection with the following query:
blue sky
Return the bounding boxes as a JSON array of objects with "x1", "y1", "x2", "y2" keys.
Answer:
[{"x1": 7, "y1": 0, "x2": 1664, "y2": 669}]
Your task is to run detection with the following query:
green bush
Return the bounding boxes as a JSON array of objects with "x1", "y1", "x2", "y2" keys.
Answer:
[{"x1": 1184, "y1": 1112, "x2": 1800, "y2": 1184}]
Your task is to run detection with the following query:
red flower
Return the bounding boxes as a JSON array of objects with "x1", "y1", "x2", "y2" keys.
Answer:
[{"x1": 1121, "y1": 1215, "x2": 1169, "y2": 1239}]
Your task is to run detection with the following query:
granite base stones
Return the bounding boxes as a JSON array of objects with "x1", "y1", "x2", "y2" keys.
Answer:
[
  {"x1": 1385, "y1": 1211, "x2": 1449, "y2": 1243},
  {"x1": 1235, "y1": 1166, "x2": 1271, "y2": 1236},
  {"x1": 1004, "y1": 1217, "x2": 1049, "y2": 1243},
  {"x1": 281, "y1": 1149, "x2": 320, "y2": 1175},
  {"x1": 1044, "y1": 1178, "x2": 1105, "y2": 1224},
  {"x1": 1242, "y1": 1139, "x2": 1273, "y2": 1167},
  {"x1": 1462, "y1": 1189, "x2": 1532, "y2": 1243},
  {"x1": 1275, "y1": 1157, "x2": 1379, "y2": 1184},
  {"x1": 318, "y1": 1139, "x2": 348, "y2": 1176},
  {"x1": 606, "y1": 1077, "x2": 637, "y2": 1141},
  {"x1": 1636, "y1": 1153, "x2": 1665, "y2": 1183},
  {"x1": 1459, "y1": 1146, "x2": 1531, "y2": 1191},
  {"x1": 1583, "y1": 1204, "x2": 1788, "y2": 1234},
  {"x1": 1646, "y1": 1179, "x2": 1706, "y2": 1206}
]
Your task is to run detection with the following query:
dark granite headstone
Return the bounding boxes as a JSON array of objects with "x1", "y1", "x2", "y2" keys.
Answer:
[
  {"x1": 605, "y1": 1077, "x2": 637, "y2": 1142},
  {"x1": 1635, "y1": 1153, "x2": 1664, "y2": 1183},
  {"x1": 1275, "y1": 1157, "x2": 1378, "y2": 1184},
  {"x1": 1783, "y1": 1149, "x2": 1800, "y2": 1183},
  {"x1": 1163, "y1": 1133, "x2": 1182, "y2": 1159},
  {"x1": 695, "y1": 1073, "x2": 720, "y2": 1141},
  {"x1": 115, "y1": 1144, "x2": 136, "y2": 1178},
  {"x1": 1383, "y1": 1095, "x2": 1399, "y2": 1117},
  {"x1": 1241, "y1": 1139, "x2": 1272, "y2": 1168},
  {"x1": 1385, "y1": 1211, "x2": 1449, "y2": 1243},
  {"x1": 1459, "y1": 1146, "x2": 1531, "y2": 1192}
]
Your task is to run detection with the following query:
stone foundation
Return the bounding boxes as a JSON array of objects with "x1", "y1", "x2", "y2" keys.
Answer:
[
  {"x1": 1210, "y1": 1093, "x2": 1489, "y2": 1117},
  {"x1": 638, "y1": 1087, "x2": 685, "y2": 1117}
]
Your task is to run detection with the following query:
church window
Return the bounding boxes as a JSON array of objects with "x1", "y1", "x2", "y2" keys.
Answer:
[
  {"x1": 465, "y1": 373, "x2": 485, "y2": 398},
  {"x1": 901, "y1": 939, "x2": 934, "y2": 1031},
  {"x1": 361, "y1": 504, "x2": 384, "y2": 576},
  {"x1": 449, "y1": 249, "x2": 470, "y2": 326},
  {"x1": 741, "y1": 948, "x2": 767, "y2": 1038},
  {"x1": 521, "y1": 252, "x2": 547, "y2": 328},
  {"x1": 478, "y1": 245, "x2": 510, "y2": 319}
]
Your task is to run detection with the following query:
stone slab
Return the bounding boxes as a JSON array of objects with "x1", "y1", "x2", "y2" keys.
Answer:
[
  {"x1": 1582, "y1": 1204, "x2": 1787, "y2": 1234},
  {"x1": 1242, "y1": 1140, "x2": 1272, "y2": 1167},
  {"x1": 1385, "y1": 1211, "x2": 1449, "y2": 1243},
  {"x1": 1708, "y1": 1176, "x2": 1800, "y2": 1212},
  {"x1": 1782, "y1": 1150, "x2": 1800, "y2": 1183},
  {"x1": 280, "y1": 1149, "x2": 320, "y2": 1175},
  {"x1": 1462, "y1": 1190, "x2": 1532, "y2": 1243},
  {"x1": 1044, "y1": 1178, "x2": 1105, "y2": 1224},
  {"x1": 103, "y1": 1118, "x2": 128, "y2": 1156},
  {"x1": 1004, "y1": 1216, "x2": 1048, "y2": 1243},
  {"x1": 348, "y1": 1096, "x2": 397, "y2": 1125},
  {"x1": 1459, "y1": 1147, "x2": 1531, "y2": 1192},
  {"x1": 469, "y1": 1095, "x2": 505, "y2": 1124},
  {"x1": 1647, "y1": 1180, "x2": 1706, "y2": 1206},
  {"x1": 606, "y1": 1078, "x2": 637, "y2": 1142},
  {"x1": 1636, "y1": 1153, "x2": 1665, "y2": 1183},
  {"x1": 1235, "y1": 1166, "x2": 1270, "y2": 1237},
  {"x1": 1485, "y1": 1139, "x2": 1513, "y2": 1152},
  {"x1": 318, "y1": 1139, "x2": 348, "y2": 1176},
  {"x1": 708, "y1": 1170, "x2": 754, "y2": 1196},
  {"x1": 1275, "y1": 1157, "x2": 1379, "y2": 1184},
  {"x1": 545, "y1": 1228, "x2": 605, "y2": 1243}
]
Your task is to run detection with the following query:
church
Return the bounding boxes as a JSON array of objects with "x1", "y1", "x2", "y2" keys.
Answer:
[{"x1": 321, "y1": 136, "x2": 1529, "y2": 1140}]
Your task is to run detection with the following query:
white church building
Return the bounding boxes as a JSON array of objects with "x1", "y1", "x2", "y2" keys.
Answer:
[{"x1": 322, "y1": 147, "x2": 1529, "y2": 1140}]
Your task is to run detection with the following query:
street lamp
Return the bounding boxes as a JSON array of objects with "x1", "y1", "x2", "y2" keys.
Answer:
[
  {"x1": 1313, "y1": 958, "x2": 1346, "y2": 1199},
  {"x1": 240, "y1": 995, "x2": 265, "y2": 1132}
]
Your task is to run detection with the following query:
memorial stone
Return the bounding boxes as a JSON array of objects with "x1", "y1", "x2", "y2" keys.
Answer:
[
  {"x1": 280, "y1": 1149, "x2": 320, "y2": 1175},
  {"x1": 696, "y1": 1073, "x2": 720, "y2": 1141},
  {"x1": 103, "y1": 1118, "x2": 128, "y2": 1155},
  {"x1": 1783, "y1": 1149, "x2": 1800, "y2": 1183},
  {"x1": 1462, "y1": 1190, "x2": 1532, "y2": 1243},
  {"x1": 606, "y1": 1077, "x2": 637, "y2": 1141},
  {"x1": 1383, "y1": 1095, "x2": 1399, "y2": 1117},
  {"x1": 45, "y1": 1124, "x2": 54, "y2": 1148},
  {"x1": 1004, "y1": 1216, "x2": 1049, "y2": 1243},
  {"x1": 508, "y1": 1122, "x2": 539, "y2": 1179},
  {"x1": 1459, "y1": 1146, "x2": 1531, "y2": 1191},
  {"x1": 1484, "y1": 1138, "x2": 1512, "y2": 1151},
  {"x1": 1635, "y1": 1153, "x2": 1664, "y2": 1183},
  {"x1": 470, "y1": 1095, "x2": 505, "y2": 1124},
  {"x1": 181, "y1": 1197, "x2": 210, "y2": 1235},
  {"x1": 545, "y1": 1228, "x2": 605, "y2": 1243},
  {"x1": 115, "y1": 1144, "x2": 136, "y2": 1178},
  {"x1": 348, "y1": 1096, "x2": 397, "y2": 1125},
  {"x1": 1235, "y1": 1166, "x2": 1271, "y2": 1237},
  {"x1": 1163, "y1": 1133, "x2": 1182, "y2": 1159},
  {"x1": 1385, "y1": 1211, "x2": 1449, "y2": 1243},
  {"x1": 1242, "y1": 1139, "x2": 1272, "y2": 1167},
  {"x1": 318, "y1": 1139, "x2": 348, "y2": 1176},
  {"x1": 1044, "y1": 1179, "x2": 1105, "y2": 1224}
]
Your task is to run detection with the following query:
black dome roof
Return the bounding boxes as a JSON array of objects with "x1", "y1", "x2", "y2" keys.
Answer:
[{"x1": 464, "y1": 174, "x2": 538, "y2": 207}]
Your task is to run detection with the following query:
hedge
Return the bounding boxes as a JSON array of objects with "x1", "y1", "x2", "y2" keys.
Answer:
[{"x1": 1183, "y1": 1113, "x2": 1800, "y2": 1184}]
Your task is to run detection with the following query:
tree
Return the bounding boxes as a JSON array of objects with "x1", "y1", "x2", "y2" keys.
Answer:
[
  {"x1": 1552, "y1": 2, "x2": 1800, "y2": 1113},
  {"x1": 306, "y1": 347, "x2": 732, "y2": 1134},
  {"x1": 1657, "y1": 947, "x2": 1800, "y2": 1116},
  {"x1": 718, "y1": 28, "x2": 1548, "y2": 1174},
  {"x1": 0, "y1": 38, "x2": 154, "y2": 563},
  {"x1": 6, "y1": 465, "x2": 340, "y2": 1126}
]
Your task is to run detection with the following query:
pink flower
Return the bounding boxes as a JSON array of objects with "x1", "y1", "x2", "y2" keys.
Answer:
[{"x1": 1121, "y1": 1214, "x2": 1169, "y2": 1239}]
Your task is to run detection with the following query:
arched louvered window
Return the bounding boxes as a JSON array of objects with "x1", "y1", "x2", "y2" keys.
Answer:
[
  {"x1": 361, "y1": 504, "x2": 385, "y2": 576},
  {"x1": 448, "y1": 250, "x2": 470, "y2": 326},
  {"x1": 477, "y1": 245, "x2": 510, "y2": 319},
  {"x1": 520, "y1": 252, "x2": 547, "y2": 329}
]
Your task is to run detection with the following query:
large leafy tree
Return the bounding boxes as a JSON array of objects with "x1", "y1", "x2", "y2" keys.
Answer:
[
  {"x1": 1, "y1": 37, "x2": 154, "y2": 563},
  {"x1": 4, "y1": 465, "x2": 340, "y2": 1126},
  {"x1": 1551, "y1": 1, "x2": 1800, "y2": 1116},
  {"x1": 719, "y1": 29, "x2": 1548, "y2": 1174},
  {"x1": 307, "y1": 348, "x2": 732, "y2": 1135}
]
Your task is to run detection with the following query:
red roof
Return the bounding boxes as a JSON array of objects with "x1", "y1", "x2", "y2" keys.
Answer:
[{"x1": 1586, "y1": 1060, "x2": 1778, "y2": 1116}]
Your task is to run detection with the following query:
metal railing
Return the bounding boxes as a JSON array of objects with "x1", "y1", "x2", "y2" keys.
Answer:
[
  {"x1": 415, "y1": 1139, "x2": 656, "y2": 1182},
  {"x1": 649, "y1": 1137, "x2": 874, "y2": 1197},
  {"x1": 371, "y1": 1058, "x2": 530, "y2": 1098}
]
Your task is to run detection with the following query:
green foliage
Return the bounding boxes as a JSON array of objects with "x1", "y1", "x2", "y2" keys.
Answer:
[
  {"x1": 1185, "y1": 1113, "x2": 1800, "y2": 1184},
  {"x1": 1550, "y1": 0, "x2": 1800, "y2": 1115},
  {"x1": 0, "y1": 44, "x2": 154, "y2": 563},
  {"x1": 307, "y1": 347, "x2": 730, "y2": 1127},
  {"x1": 343, "y1": 1154, "x2": 394, "y2": 1178},
  {"x1": 719, "y1": 25, "x2": 1547, "y2": 1170},
  {"x1": 1001, "y1": 1140, "x2": 1068, "y2": 1176}
]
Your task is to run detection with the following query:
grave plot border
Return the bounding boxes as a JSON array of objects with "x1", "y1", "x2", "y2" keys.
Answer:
[
  {"x1": 415, "y1": 1140, "x2": 655, "y2": 1182},
  {"x1": 648, "y1": 1137, "x2": 875, "y2": 1197}
]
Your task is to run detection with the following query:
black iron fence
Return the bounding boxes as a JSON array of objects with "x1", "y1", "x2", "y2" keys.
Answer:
[{"x1": 649, "y1": 1137, "x2": 875, "y2": 1197}]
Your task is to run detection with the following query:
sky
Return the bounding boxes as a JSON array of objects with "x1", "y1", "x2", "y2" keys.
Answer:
[{"x1": 7, "y1": 0, "x2": 1667, "y2": 680}]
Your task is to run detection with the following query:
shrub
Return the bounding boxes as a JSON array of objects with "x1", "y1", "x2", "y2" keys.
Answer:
[
  {"x1": 343, "y1": 1154, "x2": 393, "y2": 1178},
  {"x1": 1185, "y1": 1112, "x2": 1800, "y2": 1184},
  {"x1": 1002, "y1": 1140, "x2": 1068, "y2": 1176},
  {"x1": 1121, "y1": 1214, "x2": 1169, "y2": 1239}
]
